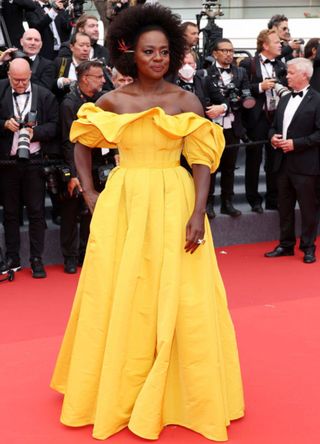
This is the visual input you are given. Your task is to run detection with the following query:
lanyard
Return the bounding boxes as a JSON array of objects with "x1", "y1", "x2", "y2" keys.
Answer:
[{"x1": 13, "y1": 93, "x2": 31, "y2": 122}]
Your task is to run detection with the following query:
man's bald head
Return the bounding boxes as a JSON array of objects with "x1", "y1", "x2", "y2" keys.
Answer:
[
  {"x1": 20, "y1": 28, "x2": 42, "y2": 56},
  {"x1": 8, "y1": 59, "x2": 32, "y2": 93}
]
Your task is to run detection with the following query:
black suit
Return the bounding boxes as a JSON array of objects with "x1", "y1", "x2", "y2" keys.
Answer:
[
  {"x1": 0, "y1": 55, "x2": 56, "y2": 91},
  {"x1": 2, "y1": 0, "x2": 36, "y2": 48},
  {"x1": 25, "y1": 3, "x2": 71, "y2": 60},
  {"x1": 240, "y1": 54, "x2": 287, "y2": 208},
  {"x1": 58, "y1": 40, "x2": 110, "y2": 64},
  {"x1": 0, "y1": 79, "x2": 59, "y2": 261},
  {"x1": 269, "y1": 87, "x2": 320, "y2": 251},
  {"x1": 204, "y1": 63, "x2": 250, "y2": 201}
]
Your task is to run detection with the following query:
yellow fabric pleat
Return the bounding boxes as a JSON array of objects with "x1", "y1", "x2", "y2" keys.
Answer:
[{"x1": 51, "y1": 105, "x2": 244, "y2": 441}]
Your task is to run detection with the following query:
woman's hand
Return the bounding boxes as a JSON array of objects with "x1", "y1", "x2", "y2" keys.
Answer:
[
  {"x1": 184, "y1": 210, "x2": 206, "y2": 254},
  {"x1": 82, "y1": 189, "x2": 99, "y2": 214}
]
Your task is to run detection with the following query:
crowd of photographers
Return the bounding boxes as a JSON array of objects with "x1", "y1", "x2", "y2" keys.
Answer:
[{"x1": 0, "y1": 4, "x2": 320, "y2": 276}]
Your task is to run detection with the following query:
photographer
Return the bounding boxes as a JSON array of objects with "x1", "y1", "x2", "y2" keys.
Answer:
[
  {"x1": 204, "y1": 38, "x2": 252, "y2": 218},
  {"x1": 267, "y1": 14, "x2": 302, "y2": 62},
  {"x1": 25, "y1": 0, "x2": 72, "y2": 60},
  {"x1": 58, "y1": 14, "x2": 110, "y2": 63},
  {"x1": 59, "y1": 60, "x2": 111, "y2": 273},
  {"x1": 0, "y1": 29, "x2": 55, "y2": 90},
  {"x1": 240, "y1": 29, "x2": 287, "y2": 213},
  {"x1": 0, "y1": 58, "x2": 58, "y2": 278}
]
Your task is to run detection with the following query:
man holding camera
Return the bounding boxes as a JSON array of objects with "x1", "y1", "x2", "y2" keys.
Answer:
[
  {"x1": 0, "y1": 29, "x2": 55, "y2": 90},
  {"x1": 267, "y1": 14, "x2": 302, "y2": 62},
  {"x1": 59, "y1": 60, "x2": 109, "y2": 273},
  {"x1": 25, "y1": 0, "x2": 72, "y2": 60},
  {"x1": 240, "y1": 29, "x2": 287, "y2": 213},
  {"x1": 204, "y1": 38, "x2": 252, "y2": 218},
  {"x1": 0, "y1": 58, "x2": 58, "y2": 277}
]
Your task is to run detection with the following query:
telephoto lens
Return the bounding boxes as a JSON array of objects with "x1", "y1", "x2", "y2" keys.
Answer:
[{"x1": 17, "y1": 128, "x2": 31, "y2": 160}]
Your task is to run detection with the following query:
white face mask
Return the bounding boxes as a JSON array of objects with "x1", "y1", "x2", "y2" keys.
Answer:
[{"x1": 178, "y1": 63, "x2": 196, "y2": 81}]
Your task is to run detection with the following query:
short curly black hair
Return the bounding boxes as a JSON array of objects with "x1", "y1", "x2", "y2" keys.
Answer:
[{"x1": 107, "y1": 4, "x2": 186, "y2": 78}]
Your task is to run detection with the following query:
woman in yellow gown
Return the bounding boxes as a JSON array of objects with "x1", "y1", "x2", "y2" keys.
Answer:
[{"x1": 50, "y1": 4, "x2": 244, "y2": 441}]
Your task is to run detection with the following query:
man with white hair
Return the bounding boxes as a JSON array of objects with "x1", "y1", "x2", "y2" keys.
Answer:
[{"x1": 265, "y1": 58, "x2": 320, "y2": 264}]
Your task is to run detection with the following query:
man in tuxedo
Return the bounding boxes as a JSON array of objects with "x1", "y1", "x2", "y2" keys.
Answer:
[
  {"x1": 0, "y1": 29, "x2": 55, "y2": 90},
  {"x1": 267, "y1": 14, "x2": 301, "y2": 62},
  {"x1": 265, "y1": 58, "x2": 320, "y2": 264},
  {"x1": 2, "y1": 0, "x2": 36, "y2": 48},
  {"x1": 240, "y1": 29, "x2": 287, "y2": 213},
  {"x1": 205, "y1": 38, "x2": 251, "y2": 218},
  {"x1": 54, "y1": 32, "x2": 91, "y2": 102},
  {"x1": 25, "y1": 0, "x2": 72, "y2": 60},
  {"x1": 58, "y1": 14, "x2": 109, "y2": 62},
  {"x1": 0, "y1": 59, "x2": 59, "y2": 277}
]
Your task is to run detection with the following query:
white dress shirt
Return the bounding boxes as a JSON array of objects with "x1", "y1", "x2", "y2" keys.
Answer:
[
  {"x1": 11, "y1": 86, "x2": 41, "y2": 156},
  {"x1": 282, "y1": 85, "x2": 309, "y2": 139},
  {"x1": 213, "y1": 62, "x2": 234, "y2": 129}
]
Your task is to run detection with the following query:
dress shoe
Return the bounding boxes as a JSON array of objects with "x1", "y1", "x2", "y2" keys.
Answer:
[
  {"x1": 265, "y1": 203, "x2": 278, "y2": 211},
  {"x1": 221, "y1": 200, "x2": 242, "y2": 217},
  {"x1": 303, "y1": 250, "x2": 316, "y2": 264},
  {"x1": 251, "y1": 204, "x2": 264, "y2": 214},
  {"x1": 0, "y1": 257, "x2": 22, "y2": 274},
  {"x1": 264, "y1": 246, "x2": 294, "y2": 258},
  {"x1": 206, "y1": 197, "x2": 216, "y2": 219},
  {"x1": 30, "y1": 257, "x2": 47, "y2": 278},
  {"x1": 64, "y1": 256, "x2": 78, "y2": 274}
]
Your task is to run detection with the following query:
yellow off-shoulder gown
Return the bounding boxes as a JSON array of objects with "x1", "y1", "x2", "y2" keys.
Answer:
[{"x1": 50, "y1": 105, "x2": 244, "y2": 441}]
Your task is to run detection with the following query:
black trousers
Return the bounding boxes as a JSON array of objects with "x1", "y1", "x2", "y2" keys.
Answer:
[
  {"x1": 1, "y1": 163, "x2": 46, "y2": 260},
  {"x1": 246, "y1": 115, "x2": 278, "y2": 207},
  {"x1": 60, "y1": 195, "x2": 91, "y2": 260},
  {"x1": 277, "y1": 165, "x2": 318, "y2": 251},
  {"x1": 209, "y1": 128, "x2": 239, "y2": 200}
]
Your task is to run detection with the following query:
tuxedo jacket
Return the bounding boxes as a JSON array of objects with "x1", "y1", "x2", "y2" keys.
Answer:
[
  {"x1": 0, "y1": 56, "x2": 55, "y2": 92},
  {"x1": 269, "y1": 87, "x2": 320, "y2": 175},
  {"x1": 0, "y1": 79, "x2": 59, "y2": 159},
  {"x1": 58, "y1": 41, "x2": 110, "y2": 64},
  {"x1": 2, "y1": 0, "x2": 36, "y2": 48},
  {"x1": 204, "y1": 63, "x2": 250, "y2": 138},
  {"x1": 30, "y1": 56, "x2": 56, "y2": 90},
  {"x1": 25, "y1": 4, "x2": 71, "y2": 60},
  {"x1": 240, "y1": 54, "x2": 287, "y2": 129}
]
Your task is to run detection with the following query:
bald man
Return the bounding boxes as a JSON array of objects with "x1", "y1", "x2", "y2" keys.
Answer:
[
  {"x1": 0, "y1": 29, "x2": 55, "y2": 91},
  {"x1": 0, "y1": 59, "x2": 59, "y2": 278}
]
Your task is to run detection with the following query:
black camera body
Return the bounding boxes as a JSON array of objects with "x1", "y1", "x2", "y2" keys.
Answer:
[
  {"x1": 44, "y1": 164, "x2": 76, "y2": 200},
  {"x1": 16, "y1": 111, "x2": 37, "y2": 160},
  {"x1": 222, "y1": 82, "x2": 256, "y2": 112}
]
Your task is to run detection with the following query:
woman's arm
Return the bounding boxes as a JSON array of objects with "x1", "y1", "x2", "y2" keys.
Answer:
[
  {"x1": 74, "y1": 142, "x2": 98, "y2": 214},
  {"x1": 181, "y1": 91, "x2": 210, "y2": 253},
  {"x1": 184, "y1": 164, "x2": 210, "y2": 254}
]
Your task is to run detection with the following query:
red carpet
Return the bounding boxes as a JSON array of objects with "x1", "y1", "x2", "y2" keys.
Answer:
[{"x1": 1, "y1": 240, "x2": 320, "y2": 444}]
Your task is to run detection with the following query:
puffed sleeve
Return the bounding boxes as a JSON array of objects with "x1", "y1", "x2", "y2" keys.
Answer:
[
  {"x1": 70, "y1": 103, "x2": 118, "y2": 149},
  {"x1": 182, "y1": 120, "x2": 225, "y2": 173}
]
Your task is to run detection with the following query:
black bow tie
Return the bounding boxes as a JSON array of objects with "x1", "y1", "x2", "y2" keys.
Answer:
[
  {"x1": 264, "y1": 59, "x2": 276, "y2": 65},
  {"x1": 13, "y1": 91, "x2": 30, "y2": 98},
  {"x1": 219, "y1": 67, "x2": 231, "y2": 74},
  {"x1": 291, "y1": 91, "x2": 303, "y2": 98}
]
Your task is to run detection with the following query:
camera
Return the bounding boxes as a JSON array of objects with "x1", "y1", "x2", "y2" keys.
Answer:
[
  {"x1": 223, "y1": 82, "x2": 256, "y2": 112},
  {"x1": 44, "y1": 164, "x2": 76, "y2": 200},
  {"x1": 16, "y1": 111, "x2": 37, "y2": 160},
  {"x1": 273, "y1": 82, "x2": 290, "y2": 98}
]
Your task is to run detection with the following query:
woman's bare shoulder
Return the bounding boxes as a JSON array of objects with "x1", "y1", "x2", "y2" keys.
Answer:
[
  {"x1": 95, "y1": 88, "x2": 131, "y2": 112},
  {"x1": 176, "y1": 88, "x2": 204, "y2": 116}
]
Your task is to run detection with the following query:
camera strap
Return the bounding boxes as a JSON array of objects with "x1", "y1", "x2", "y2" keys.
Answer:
[
  {"x1": 13, "y1": 93, "x2": 31, "y2": 122},
  {"x1": 30, "y1": 84, "x2": 38, "y2": 114}
]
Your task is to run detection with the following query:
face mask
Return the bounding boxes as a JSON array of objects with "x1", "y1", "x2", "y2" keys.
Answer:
[{"x1": 179, "y1": 64, "x2": 196, "y2": 81}]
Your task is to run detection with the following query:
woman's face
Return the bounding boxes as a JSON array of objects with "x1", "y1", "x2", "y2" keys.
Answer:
[{"x1": 134, "y1": 30, "x2": 170, "y2": 80}]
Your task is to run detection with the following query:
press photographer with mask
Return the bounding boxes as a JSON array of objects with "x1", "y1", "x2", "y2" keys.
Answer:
[{"x1": 204, "y1": 38, "x2": 253, "y2": 218}]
